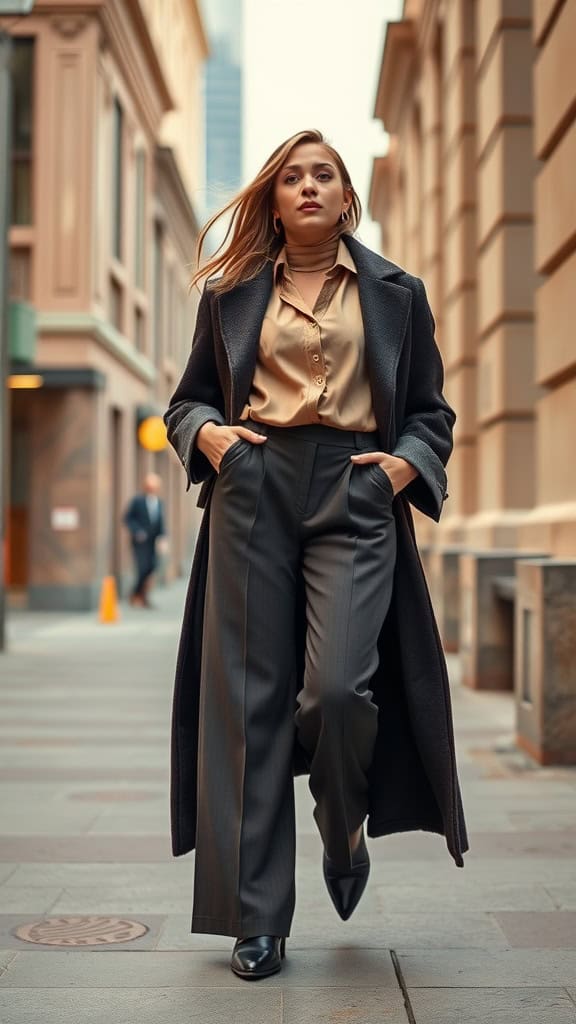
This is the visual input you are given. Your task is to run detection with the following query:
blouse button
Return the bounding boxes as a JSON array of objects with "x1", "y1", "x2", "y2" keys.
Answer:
[
  {"x1": 312, "y1": 354, "x2": 320, "y2": 362},
  {"x1": 315, "y1": 375, "x2": 324, "y2": 386}
]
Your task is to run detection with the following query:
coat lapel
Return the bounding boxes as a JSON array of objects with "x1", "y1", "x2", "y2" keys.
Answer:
[
  {"x1": 216, "y1": 262, "x2": 274, "y2": 420},
  {"x1": 214, "y1": 235, "x2": 413, "y2": 439},
  {"x1": 343, "y1": 236, "x2": 412, "y2": 446}
]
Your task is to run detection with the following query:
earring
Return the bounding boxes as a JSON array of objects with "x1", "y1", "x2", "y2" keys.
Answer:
[
  {"x1": 340, "y1": 208, "x2": 350, "y2": 224},
  {"x1": 273, "y1": 215, "x2": 282, "y2": 235}
]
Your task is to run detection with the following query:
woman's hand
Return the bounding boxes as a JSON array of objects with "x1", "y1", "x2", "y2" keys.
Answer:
[
  {"x1": 349, "y1": 451, "x2": 418, "y2": 496},
  {"x1": 197, "y1": 422, "x2": 267, "y2": 472}
]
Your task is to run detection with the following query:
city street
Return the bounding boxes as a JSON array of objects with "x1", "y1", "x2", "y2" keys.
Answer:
[{"x1": 0, "y1": 580, "x2": 575, "y2": 1023}]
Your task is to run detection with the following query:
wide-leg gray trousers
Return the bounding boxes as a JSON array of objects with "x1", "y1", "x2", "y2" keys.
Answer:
[{"x1": 191, "y1": 421, "x2": 397, "y2": 938}]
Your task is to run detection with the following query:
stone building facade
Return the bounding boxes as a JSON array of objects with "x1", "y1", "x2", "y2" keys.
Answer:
[
  {"x1": 370, "y1": 0, "x2": 576, "y2": 762},
  {"x1": 3, "y1": 0, "x2": 208, "y2": 609}
]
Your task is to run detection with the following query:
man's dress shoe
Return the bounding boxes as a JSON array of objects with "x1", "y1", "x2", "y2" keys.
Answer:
[
  {"x1": 323, "y1": 831, "x2": 370, "y2": 920},
  {"x1": 230, "y1": 934, "x2": 286, "y2": 979}
]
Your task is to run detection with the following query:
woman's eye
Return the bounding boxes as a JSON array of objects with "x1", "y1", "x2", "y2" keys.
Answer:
[
  {"x1": 284, "y1": 175, "x2": 298, "y2": 184},
  {"x1": 318, "y1": 173, "x2": 332, "y2": 181}
]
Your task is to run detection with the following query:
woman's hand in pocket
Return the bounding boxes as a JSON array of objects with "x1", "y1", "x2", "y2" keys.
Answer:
[
  {"x1": 196, "y1": 422, "x2": 267, "y2": 472},
  {"x1": 349, "y1": 451, "x2": 418, "y2": 496}
]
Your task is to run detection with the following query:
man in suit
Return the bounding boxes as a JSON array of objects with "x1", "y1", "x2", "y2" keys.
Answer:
[{"x1": 123, "y1": 473, "x2": 166, "y2": 608}]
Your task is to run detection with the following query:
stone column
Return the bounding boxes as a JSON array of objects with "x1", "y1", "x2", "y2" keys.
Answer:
[
  {"x1": 515, "y1": 559, "x2": 576, "y2": 764},
  {"x1": 472, "y1": 1, "x2": 539, "y2": 547},
  {"x1": 27, "y1": 387, "x2": 100, "y2": 610},
  {"x1": 524, "y1": 0, "x2": 576, "y2": 557},
  {"x1": 441, "y1": 0, "x2": 478, "y2": 531},
  {"x1": 459, "y1": 549, "x2": 548, "y2": 690},
  {"x1": 33, "y1": 15, "x2": 98, "y2": 313}
]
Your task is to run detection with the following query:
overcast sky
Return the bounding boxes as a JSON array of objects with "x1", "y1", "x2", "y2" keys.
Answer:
[{"x1": 242, "y1": 0, "x2": 403, "y2": 252}]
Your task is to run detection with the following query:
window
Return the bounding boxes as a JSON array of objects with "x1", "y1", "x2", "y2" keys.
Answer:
[
  {"x1": 153, "y1": 222, "x2": 163, "y2": 365},
  {"x1": 166, "y1": 265, "x2": 174, "y2": 360},
  {"x1": 9, "y1": 249, "x2": 31, "y2": 301},
  {"x1": 110, "y1": 277, "x2": 123, "y2": 332},
  {"x1": 134, "y1": 150, "x2": 146, "y2": 288},
  {"x1": 134, "y1": 307, "x2": 145, "y2": 353},
  {"x1": 112, "y1": 98, "x2": 123, "y2": 260},
  {"x1": 10, "y1": 38, "x2": 34, "y2": 225}
]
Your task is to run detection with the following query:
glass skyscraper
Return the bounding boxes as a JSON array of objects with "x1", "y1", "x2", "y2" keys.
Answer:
[{"x1": 200, "y1": 0, "x2": 243, "y2": 218}]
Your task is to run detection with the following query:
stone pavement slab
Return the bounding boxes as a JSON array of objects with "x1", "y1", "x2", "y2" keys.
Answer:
[
  {"x1": 373, "y1": 879, "x2": 556, "y2": 911},
  {"x1": 0, "y1": 987, "x2": 283, "y2": 1024},
  {"x1": 546, "y1": 886, "x2": 576, "y2": 909},
  {"x1": 408, "y1": 988, "x2": 576, "y2": 1024},
  {"x1": 0, "y1": 948, "x2": 399, "y2": 988},
  {"x1": 282, "y1": 988, "x2": 407, "y2": 1023},
  {"x1": 0, "y1": 888, "x2": 64, "y2": 914},
  {"x1": 495, "y1": 911, "x2": 576, "y2": 948},
  {"x1": 396, "y1": 948, "x2": 576, "y2": 986},
  {"x1": 0, "y1": 951, "x2": 17, "y2": 975},
  {"x1": 48, "y1": 884, "x2": 195, "y2": 915},
  {"x1": 0, "y1": 836, "x2": 173, "y2": 861},
  {"x1": 5, "y1": 862, "x2": 188, "y2": 887},
  {"x1": 155, "y1": 910, "x2": 509, "y2": 951}
]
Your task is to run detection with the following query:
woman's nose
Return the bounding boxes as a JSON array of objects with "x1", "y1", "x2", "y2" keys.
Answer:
[{"x1": 301, "y1": 178, "x2": 317, "y2": 195}]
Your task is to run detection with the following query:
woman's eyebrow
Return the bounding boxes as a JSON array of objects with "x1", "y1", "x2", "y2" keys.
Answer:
[{"x1": 282, "y1": 162, "x2": 335, "y2": 172}]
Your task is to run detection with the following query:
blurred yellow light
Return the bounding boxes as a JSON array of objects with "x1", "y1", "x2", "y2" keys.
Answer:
[
  {"x1": 138, "y1": 415, "x2": 167, "y2": 451},
  {"x1": 7, "y1": 374, "x2": 44, "y2": 389}
]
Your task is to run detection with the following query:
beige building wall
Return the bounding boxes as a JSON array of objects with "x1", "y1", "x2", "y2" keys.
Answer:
[
  {"x1": 370, "y1": 1, "x2": 576, "y2": 749},
  {"x1": 3, "y1": 1, "x2": 208, "y2": 609},
  {"x1": 140, "y1": 0, "x2": 208, "y2": 197},
  {"x1": 371, "y1": 0, "x2": 576, "y2": 558}
]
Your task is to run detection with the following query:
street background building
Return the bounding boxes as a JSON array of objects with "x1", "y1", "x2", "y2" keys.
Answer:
[
  {"x1": 370, "y1": 0, "x2": 576, "y2": 763},
  {"x1": 200, "y1": 0, "x2": 242, "y2": 218},
  {"x1": 2, "y1": 0, "x2": 208, "y2": 610}
]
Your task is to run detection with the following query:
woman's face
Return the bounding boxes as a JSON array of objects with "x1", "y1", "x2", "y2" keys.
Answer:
[{"x1": 272, "y1": 142, "x2": 352, "y2": 243}]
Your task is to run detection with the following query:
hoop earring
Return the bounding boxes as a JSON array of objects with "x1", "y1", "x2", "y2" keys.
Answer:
[
  {"x1": 273, "y1": 215, "x2": 282, "y2": 235},
  {"x1": 340, "y1": 208, "x2": 350, "y2": 224}
]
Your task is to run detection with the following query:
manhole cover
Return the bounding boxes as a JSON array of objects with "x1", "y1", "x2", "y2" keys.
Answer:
[{"x1": 14, "y1": 916, "x2": 149, "y2": 946}]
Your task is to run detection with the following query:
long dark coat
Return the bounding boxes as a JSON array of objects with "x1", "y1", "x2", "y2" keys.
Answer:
[{"x1": 164, "y1": 233, "x2": 469, "y2": 867}]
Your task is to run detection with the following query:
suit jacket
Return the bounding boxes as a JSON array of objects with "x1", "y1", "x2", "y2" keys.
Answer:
[
  {"x1": 163, "y1": 233, "x2": 469, "y2": 868},
  {"x1": 123, "y1": 494, "x2": 166, "y2": 545}
]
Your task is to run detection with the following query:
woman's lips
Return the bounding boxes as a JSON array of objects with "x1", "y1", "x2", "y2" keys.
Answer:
[{"x1": 299, "y1": 204, "x2": 321, "y2": 212}]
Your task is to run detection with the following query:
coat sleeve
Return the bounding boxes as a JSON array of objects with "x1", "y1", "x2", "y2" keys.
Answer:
[
  {"x1": 123, "y1": 497, "x2": 142, "y2": 537},
  {"x1": 163, "y1": 284, "x2": 226, "y2": 490},
  {"x1": 391, "y1": 276, "x2": 456, "y2": 522}
]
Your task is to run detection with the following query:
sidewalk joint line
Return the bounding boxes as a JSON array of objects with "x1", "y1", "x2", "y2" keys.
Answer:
[{"x1": 390, "y1": 949, "x2": 416, "y2": 1024}]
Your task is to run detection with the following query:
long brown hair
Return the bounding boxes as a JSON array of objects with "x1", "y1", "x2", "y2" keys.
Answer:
[{"x1": 189, "y1": 129, "x2": 362, "y2": 295}]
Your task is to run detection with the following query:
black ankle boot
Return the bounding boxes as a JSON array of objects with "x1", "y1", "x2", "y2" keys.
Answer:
[
  {"x1": 323, "y1": 831, "x2": 370, "y2": 920},
  {"x1": 230, "y1": 934, "x2": 286, "y2": 979}
]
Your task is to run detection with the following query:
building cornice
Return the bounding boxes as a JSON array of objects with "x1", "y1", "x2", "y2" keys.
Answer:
[
  {"x1": 373, "y1": 19, "x2": 416, "y2": 133},
  {"x1": 6, "y1": 1, "x2": 176, "y2": 135},
  {"x1": 36, "y1": 311, "x2": 157, "y2": 383},
  {"x1": 187, "y1": 0, "x2": 209, "y2": 59},
  {"x1": 99, "y1": 0, "x2": 174, "y2": 134},
  {"x1": 368, "y1": 154, "x2": 390, "y2": 223}
]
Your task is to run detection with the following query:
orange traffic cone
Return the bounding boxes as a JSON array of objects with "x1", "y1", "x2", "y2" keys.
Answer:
[{"x1": 99, "y1": 575, "x2": 119, "y2": 623}]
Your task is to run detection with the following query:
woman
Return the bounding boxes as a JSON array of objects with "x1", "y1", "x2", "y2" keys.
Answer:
[{"x1": 164, "y1": 129, "x2": 469, "y2": 981}]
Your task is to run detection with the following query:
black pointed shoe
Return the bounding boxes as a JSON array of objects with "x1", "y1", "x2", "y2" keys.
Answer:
[
  {"x1": 230, "y1": 934, "x2": 286, "y2": 980},
  {"x1": 323, "y1": 830, "x2": 370, "y2": 920}
]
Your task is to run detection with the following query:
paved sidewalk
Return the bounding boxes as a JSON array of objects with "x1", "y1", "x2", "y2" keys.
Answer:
[{"x1": 0, "y1": 580, "x2": 575, "y2": 1023}]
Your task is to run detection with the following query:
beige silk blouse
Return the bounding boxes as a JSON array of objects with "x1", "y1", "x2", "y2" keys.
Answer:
[{"x1": 239, "y1": 237, "x2": 377, "y2": 431}]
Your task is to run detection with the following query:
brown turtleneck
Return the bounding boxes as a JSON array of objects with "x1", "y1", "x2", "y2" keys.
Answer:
[
  {"x1": 239, "y1": 235, "x2": 377, "y2": 431},
  {"x1": 284, "y1": 230, "x2": 340, "y2": 273}
]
